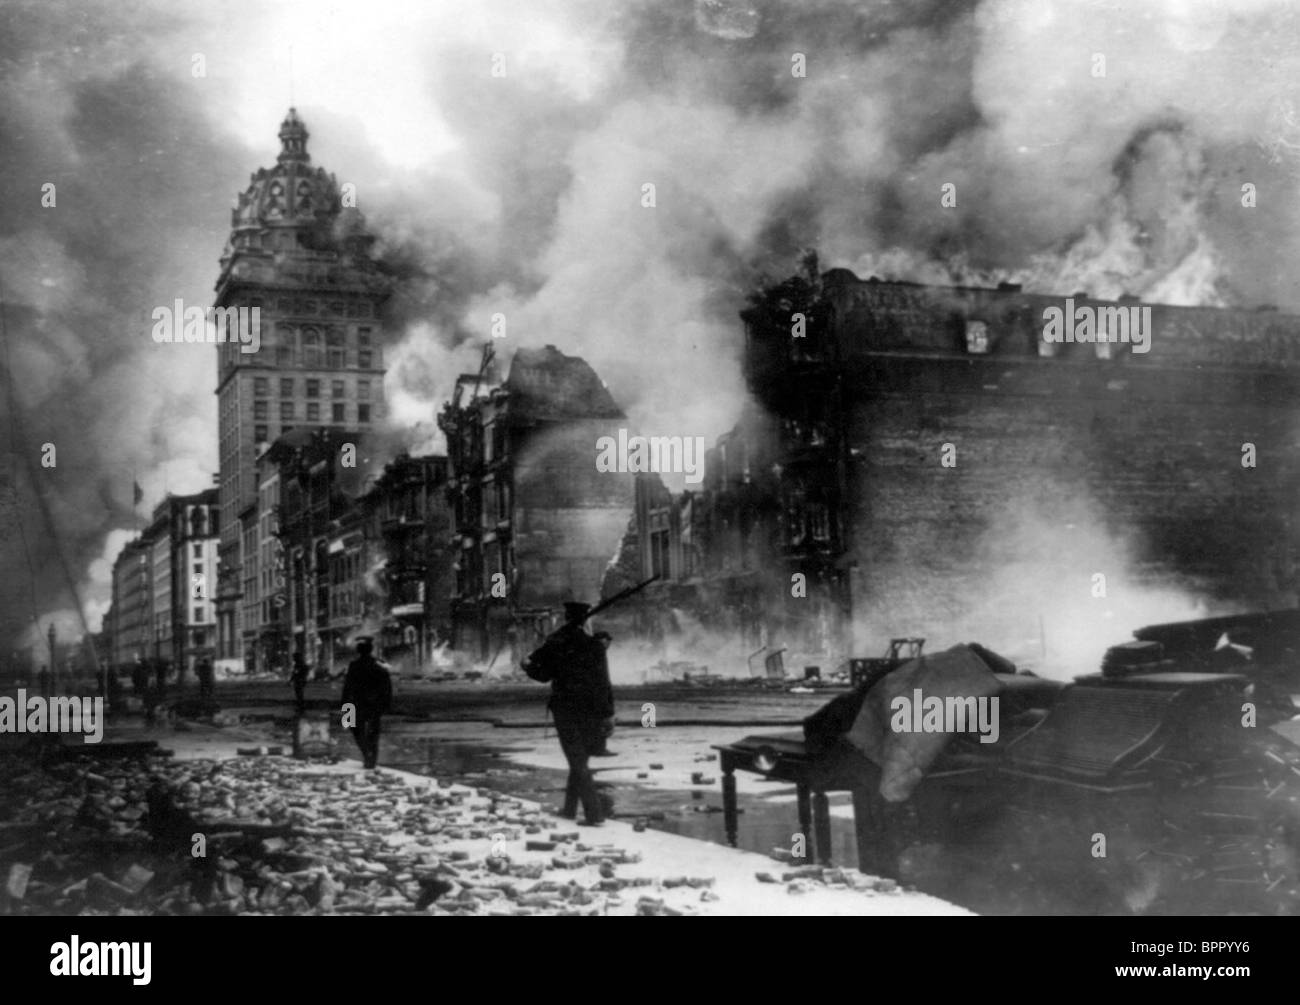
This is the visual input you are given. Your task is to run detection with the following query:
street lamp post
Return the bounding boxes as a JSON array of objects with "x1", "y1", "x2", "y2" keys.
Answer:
[{"x1": 46, "y1": 622, "x2": 57, "y2": 696}]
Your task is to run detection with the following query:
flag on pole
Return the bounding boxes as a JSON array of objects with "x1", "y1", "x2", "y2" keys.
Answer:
[{"x1": 133, "y1": 480, "x2": 143, "y2": 506}]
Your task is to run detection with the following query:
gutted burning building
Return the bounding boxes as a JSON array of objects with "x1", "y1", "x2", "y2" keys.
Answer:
[
  {"x1": 254, "y1": 428, "x2": 382, "y2": 673},
  {"x1": 619, "y1": 263, "x2": 1300, "y2": 676},
  {"x1": 246, "y1": 433, "x2": 451, "y2": 675},
  {"x1": 439, "y1": 345, "x2": 635, "y2": 661},
  {"x1": 608, "y1": 398, "x2": 846, "y2": 674},
  {"x1": 362, "y1": 453, "x2": 454, "y2": 672}
]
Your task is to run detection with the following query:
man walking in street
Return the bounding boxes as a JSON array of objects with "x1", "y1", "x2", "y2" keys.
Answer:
[
  {"x1": 522, "y1": 603, "x2": 616, "y2": 826},
  {"x1": 341, "y1": 637, "x2": 391, "y2": 770}
]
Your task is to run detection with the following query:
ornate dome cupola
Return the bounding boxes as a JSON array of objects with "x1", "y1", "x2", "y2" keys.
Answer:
[
  {"x1": 218, "y1": 108, "x2": 381, "y2": 281},
  {"x1": 277, "y1": 107, "x2": 310, "y2": 164}
]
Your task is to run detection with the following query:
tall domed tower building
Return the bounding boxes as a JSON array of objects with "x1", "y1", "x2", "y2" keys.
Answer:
[{"x1": 212, "y1": 109, "x2": 391, "y2": 670}]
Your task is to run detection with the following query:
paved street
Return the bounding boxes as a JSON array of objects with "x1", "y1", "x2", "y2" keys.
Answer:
[{"x1": 0, "y1": 680, "x2": 968, "y2": 916}]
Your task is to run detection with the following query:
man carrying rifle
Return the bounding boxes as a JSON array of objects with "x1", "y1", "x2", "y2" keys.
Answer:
[{"x1": 523, "y1": 602, "x2": 615, "y2": 826}]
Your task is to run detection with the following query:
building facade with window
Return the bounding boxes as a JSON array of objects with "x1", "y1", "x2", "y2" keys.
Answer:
[
  {"x1": 359, "y1": 453, "x2": 454, "y2": 672},
  {"x1": 105, "y1": 489, "x2": 219, "y2": 680},
  {"x1": 174, "y1": 489, "x2": 221, "y2": 679},
  {"x1": 148, "y1": 510, "x2": 174, "y2": 665},
  {"x1": 255, "y1": 427, "x2": 382, "y2": 674},
  {"x1": 109, "y1": 538, "x2": 153, "y2": 670},
  {"x1": 212, "y1": 108, "x2": 391, "y2": 673}
]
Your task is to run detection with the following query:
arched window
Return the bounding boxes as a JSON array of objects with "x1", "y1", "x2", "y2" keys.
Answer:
[
  {"x1": 303, "y1": 328, "x2": 321, "y2": 367},
  {"x1": 276, "y1": 324, "x2": 295, "y2": 366}
]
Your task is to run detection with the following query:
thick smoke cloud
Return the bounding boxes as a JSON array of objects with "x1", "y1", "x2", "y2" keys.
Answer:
[
  {"x1": 0, "y1": 3, "x2": 254, "y2": 650},
  {"x1": 3, "y1": 0, "x2": 1299, "y2": 655}
]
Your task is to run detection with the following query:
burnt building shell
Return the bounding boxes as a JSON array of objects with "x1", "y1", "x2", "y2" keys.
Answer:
[
  {"x1": 361, "y1": 452, "x2": 455, "y2": 671},
  {"x1": 439, "y1": 345, "x2": 635, "y2": 661},
  {"x1": 256, "y1": 427, "x2": 374, "y2": 672}
]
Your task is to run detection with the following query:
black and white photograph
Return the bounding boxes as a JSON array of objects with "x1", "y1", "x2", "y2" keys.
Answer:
[{"x1": 0, "y1": 0, "x2": 1296, "y2": 956}]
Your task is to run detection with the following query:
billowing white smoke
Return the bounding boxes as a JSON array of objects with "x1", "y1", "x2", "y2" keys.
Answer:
[
  {"x1": 9, "y1": 0, "x2": 1300, "y2": 656},
  {"x1": 851, "y1": 499, "x2": 1215, "y2": 681}
]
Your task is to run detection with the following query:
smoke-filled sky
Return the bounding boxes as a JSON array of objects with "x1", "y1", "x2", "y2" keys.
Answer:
[{"x1": 4, "y1": 0, "x2": 1300, "y2": 652}]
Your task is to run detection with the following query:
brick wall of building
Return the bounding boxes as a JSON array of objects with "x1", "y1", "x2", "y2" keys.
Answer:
[
  {"x1": 818, "y1": 272, "x2": 1300, "y2": 671},
  {"x1": 845, "y1": 356, "x2": 1300, "y2": 661}
]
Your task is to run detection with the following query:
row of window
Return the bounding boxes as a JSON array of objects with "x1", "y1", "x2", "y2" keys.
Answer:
[
  {"x1": 271, "y1": 327, "x2": 374, "y2": 368},
  {"x1": 131, "y1": 607, "x2": 211, "y2": 630},
  {"x1": 330, "y1": 551, "x2": 365, "y2": 620},
  {"x1": 221, "y1": 327, "x2": 377, "y2": 371},
  {"x1": 254, "y1": 377, "x2": 371, "y2": 399},
  {"x1": 268, "y1": 297, "x2": 372, "y2": 320},
  {"x1": 961, "y1": 319, "x2": 1123, "y2": 358},
  {"x1": 220, "y1": 295, "x2": 374, "y2": 320},
  {"x1": 271, "y1": 346, "x2": 376, "y2": 368},
  {"x1": 253, "y1": 418, "x2": 369, "y2": 445},
  {"x1": 253, "y1": 401, "x2": 372, "y2": 423}
]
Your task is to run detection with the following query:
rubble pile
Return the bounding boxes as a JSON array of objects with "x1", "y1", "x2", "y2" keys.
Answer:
[
  {"x1": 1116, "y1": 735, "x2": 1300, "y2": 914},
  {"x1": 882, "y1": 731, "x2": 1300, "y2": 915},
  {"x1": 0, "y1": 751, "x2": 167, "y2": 914},
  {"x1": 756, "y1": 862, "x2": 902, "y2": 896},
  {"x1": 0, "y1": 750, "x2": 762, "y2": 916}
]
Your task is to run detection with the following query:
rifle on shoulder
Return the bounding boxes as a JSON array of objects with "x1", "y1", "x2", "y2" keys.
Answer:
[{"x1": 576, "y1": 576, "x2": 660, "y2": 625}]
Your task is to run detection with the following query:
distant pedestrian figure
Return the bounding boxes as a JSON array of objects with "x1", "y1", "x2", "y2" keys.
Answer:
[
  {"x1": 590, "y1": 631, "x2": 617, "y2": 757},
  {"x1": 144, "y1": 686, "x2": 161, "y2": 726},
  {"x1": 154, "y1": 659, "x2": 168, "y2": 699},
  {"x1": 196, "y1": 657, "x2": 215, "y2": 703},
  {"x1": 132, "y1": 658, "x2": 148, "y2": 696},
  {"x1": 290, "y1": 652, "x2": 309, "y2": 714},
  {"x1": 522, "y1": 603, "x2": 615, "y2": 825},
  {"x1": 342, "y1": 638, "x2": 391, "y2": 769}
]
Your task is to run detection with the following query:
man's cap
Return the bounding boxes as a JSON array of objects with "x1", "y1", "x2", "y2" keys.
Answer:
[{"x1": 562, "y1": 602, "x2": 592, "y2": 622}]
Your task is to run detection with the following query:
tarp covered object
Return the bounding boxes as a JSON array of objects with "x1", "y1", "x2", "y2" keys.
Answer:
[{"x1": 845, "y1": 644, "x2": 1005, "y2": 802}]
